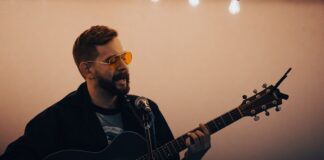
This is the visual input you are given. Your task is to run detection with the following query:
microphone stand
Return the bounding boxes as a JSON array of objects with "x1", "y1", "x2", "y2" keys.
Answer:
[{"x1": 142, "y1": 110, "x2": 155, "y2": 160}]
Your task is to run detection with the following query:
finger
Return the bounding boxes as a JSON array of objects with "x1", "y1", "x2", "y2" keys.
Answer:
[
  {"x1": 187, "y1": 132, "x2": 199, "y2": 145},
  {"x1": 195, "y1": 130, "x2": 205, "y2": 142},
  {"x1": 196, "y1": 128, "x2": 209, "y2": 142},
  {"x1": 199, "y1": 123, "x2": 211, "y2": 142},
  {"x1": 199, "y1": 123, "x2": 210, "y2": 135},
  {"x1": 198, "y1": 124, "x2": 211, "y2": 148},
  {"x1": 186, "y1": 133, "x2": 195, "y2": 150},
  {"x1": 185, "y1": 137, "x2": 191, "y2": 147},
  {"x1": 186, "y1": 133, "x2": 199, "y2": 151},
  {"x1": 195, "y1": 130, "x2": 210, "y2": 149}
]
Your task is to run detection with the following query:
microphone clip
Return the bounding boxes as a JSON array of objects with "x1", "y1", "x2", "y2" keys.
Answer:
[{"x1": 135, "y1": 96, "x2": 152, "y2": 113}]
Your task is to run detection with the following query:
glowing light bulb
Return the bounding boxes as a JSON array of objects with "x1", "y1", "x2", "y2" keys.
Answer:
[
  {"x1": 189, "y1": 0, "x2": 200, "y2": 7},
  {"x1": 151, "y1": 0, "x2": 159, "y2": 3},
  {"x1": 229, "y1": 0, "x2": 240, "y2": 15}
]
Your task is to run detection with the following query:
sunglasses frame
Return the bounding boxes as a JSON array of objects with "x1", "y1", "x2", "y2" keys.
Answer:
[{"x1": 82, "y1": 51, "x2": 132, "y2": 65}]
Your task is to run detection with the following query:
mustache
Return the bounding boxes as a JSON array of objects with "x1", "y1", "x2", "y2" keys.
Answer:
[{"x1": 112, "y1": 70, "x2": 129, "y2": 81}]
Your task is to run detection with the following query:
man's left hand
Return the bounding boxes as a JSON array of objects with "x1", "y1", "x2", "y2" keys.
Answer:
[{"x1": 184, "y1": 123, "x2": 211, "y2": 160}]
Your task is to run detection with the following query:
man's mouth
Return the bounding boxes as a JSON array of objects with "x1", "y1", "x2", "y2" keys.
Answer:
[
  {"x1": 112, "y1": 70, "x2": 129, "y2": 89},
  {"x1": 114, "y1": 79, "x2": 127, "y2": 87},
  {"x1": 113, "y1": 71, "x2": 129, "y2": 81}
]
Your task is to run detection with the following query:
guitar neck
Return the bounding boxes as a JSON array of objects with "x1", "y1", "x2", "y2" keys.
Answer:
[
  {"x1": 139, "y1": 107, "x2": 244, "y2": 160},
  {"x1": 138, "y1": 70, "x2": 291, "y2": 159}
]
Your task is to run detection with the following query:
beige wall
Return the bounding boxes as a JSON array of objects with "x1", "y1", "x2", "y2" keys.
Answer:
[{"x1": 0, "y1": 0, "x2": 323, "y2": 159}]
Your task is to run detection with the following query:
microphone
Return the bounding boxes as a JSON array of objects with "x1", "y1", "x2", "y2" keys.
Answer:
[{"x1": 135, "y1": 97, "x2": 152, "y2": 112}]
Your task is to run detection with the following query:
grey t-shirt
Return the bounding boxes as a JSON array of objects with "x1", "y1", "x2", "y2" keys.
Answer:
[
  {"x1": 95, "y1": 110, "x2": 124, "y2": 145},
  {"x1": 92, "y1": 103, "x2": 124, "y2": 145}
]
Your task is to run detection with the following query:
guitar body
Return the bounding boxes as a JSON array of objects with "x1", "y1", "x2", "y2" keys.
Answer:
[{"x1": 44, "y1": 131, "x2": 148, "y2": 160}]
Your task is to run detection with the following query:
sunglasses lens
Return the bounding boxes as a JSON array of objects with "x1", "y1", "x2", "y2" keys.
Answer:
[
  {"x1": 122, "y1": 51, "x2": 132, "y2": 64},
  {"x1": 109, "y1": 56, "x2": 118, "y2": 64}
]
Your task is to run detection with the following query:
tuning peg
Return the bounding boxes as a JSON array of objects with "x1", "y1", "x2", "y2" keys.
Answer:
[
  {"x1": 262, "y1": 83, "x2": 268, "y2": 88},
  {"x1": 262, "y1": 105, "x2": 270, "y2": 116},
  {"x1": 253, "y1": 89, "x2": 258, "y2": 94},
  {"x1": 272, "y1": 100, "x2": 278, "y2": 105},
  {"x1": 265, "y1": 110, "x2": 270, "y2": 116},
  {"x1": 261, "y1": 105, "x2": 267, "y2": 110},
  {"x1": 275, "y1": 105, "x2": 281, "y2": 112},
  {"x1": 253, "y1": 115, "x2": 260, "y2": 121},
  {"x1": 256, "y1": 94, "x2": 261, "y2": 99},
  {"x1": 250, "y1": 109, "x2": 256, "y2": 115},
  {"x1": 242, "y1": 95, "x2": 247, "y2": 99}
]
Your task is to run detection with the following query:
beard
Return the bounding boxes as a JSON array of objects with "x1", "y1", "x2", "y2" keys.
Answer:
[{"x1": 96, "y1": 70, "x2": 130, "y2": 96}]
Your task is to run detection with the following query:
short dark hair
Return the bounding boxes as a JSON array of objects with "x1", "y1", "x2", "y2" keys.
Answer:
[{"x1": 73, "y1": 25, "x2": 118, "y2": 67}]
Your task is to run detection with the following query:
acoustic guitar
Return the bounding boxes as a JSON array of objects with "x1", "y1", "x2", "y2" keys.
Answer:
[{"x1": 44, "y1": 68, "x2": 291, "y2": 160}]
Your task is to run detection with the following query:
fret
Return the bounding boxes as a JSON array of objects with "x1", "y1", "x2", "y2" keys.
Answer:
[
  {"x1": 177, "y1": 136, "x2": 186, "y2": 150},
  {"x1": 173, "y1": 139, "x2": 181, "y2": 151},
  {"x1": 229, "y1": 108, "x2": 242, "y2": 121},
  {"x1": 237, "y1": 107, "x2": 244, "y2": 117},
  {"x1": 220, "y1": 116, "x2": 227, "y2": 125},
  {"x1": 169, "y1": 141, "x2": 178, "y2": 154},
  {"x1": 157, "y1": 148, "x2": 165, "y2": 160},
  {"x1": 160, "y1": 145, "x2": 168, "y2": 159},
  {"x1": 164, "y1": 145, "x2": 172, "y2": 158},
  {"x1": 222, "y1": 113, "x2": 233, "y2": 125},
  {"x1": 164, "y1": 145, "x2": 170, "y2": 158},
  {"x1": 163, "y1": 145, "x2": 172, "y2": 159},
  {"x1": 166, "y1": 142, "x2": 175, "y2": 156},
  {"x1": 228, "y1": 112, "x2": 234, "y2": 121},
  {"x1": 205, "y1": 121, "x2": 216, "y2": 134},
  {"x1": 180, "y1": 136, "x2": 186, "y2": 146},
  {"x1": 211, "y1": 120, "x2": 219, "y2": 131},
  {"x1": 215, "y1": 117, "x2": 225, "y2": 129},
  {"x1": 205, "y1": 122, "x2": 215, "y2": 133}
]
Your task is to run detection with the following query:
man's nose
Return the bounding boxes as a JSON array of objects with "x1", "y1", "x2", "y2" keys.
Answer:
[{"x1": 115, "y1": 57, "x2": 128, "y2": 70}]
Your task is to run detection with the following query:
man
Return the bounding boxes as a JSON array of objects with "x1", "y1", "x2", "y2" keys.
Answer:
[{"x1": 0, "y1": 25, "x2": 211, "y2": 160}]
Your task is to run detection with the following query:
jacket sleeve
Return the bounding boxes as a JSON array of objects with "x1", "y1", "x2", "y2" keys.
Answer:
[
  {"x1": 150, "y1": 100, "x2": 181, "y2": 160},
  {"x1": 0, "y1": 107, "x2": 60, "y2": 160}
]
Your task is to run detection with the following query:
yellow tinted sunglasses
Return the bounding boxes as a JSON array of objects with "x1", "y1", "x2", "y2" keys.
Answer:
[{"x1": 83, "y1": 51, "x2": 132, "y2": 65}]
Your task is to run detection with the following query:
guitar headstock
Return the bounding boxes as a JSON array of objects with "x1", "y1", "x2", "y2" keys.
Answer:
[
  {"x1": 239, "y1": 84, "x2": 289, "y2": 121},
  {"x1": 239, "y1": 68, "x2": 291, "y2": 120}
]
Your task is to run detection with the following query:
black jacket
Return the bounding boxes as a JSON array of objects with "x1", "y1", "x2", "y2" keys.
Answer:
[{"x1": 0, "y1": 83, "x2": 179, "y2": 160}]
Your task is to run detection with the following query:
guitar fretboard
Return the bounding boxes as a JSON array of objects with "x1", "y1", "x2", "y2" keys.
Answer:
[{"x1": 137, "y1": 107, "x2": 243, "y2": 160}]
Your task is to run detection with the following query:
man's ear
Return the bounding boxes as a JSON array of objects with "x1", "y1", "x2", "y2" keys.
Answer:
[{"x1": 79, "y1": 62, "x2": 95, "y2": 79}]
